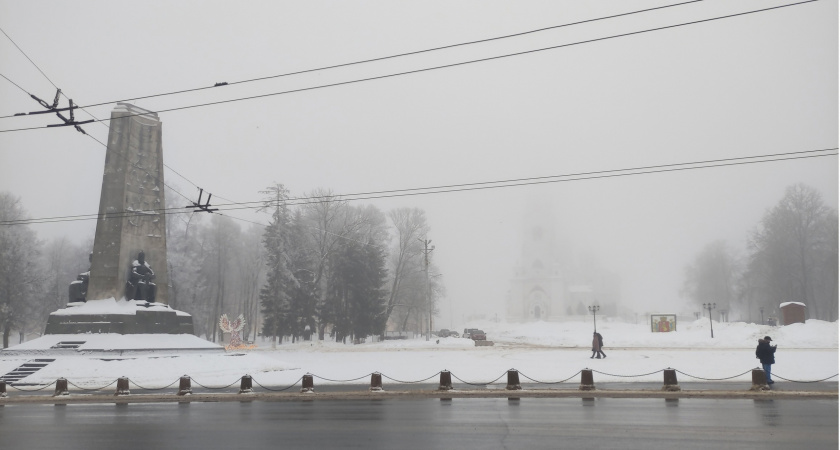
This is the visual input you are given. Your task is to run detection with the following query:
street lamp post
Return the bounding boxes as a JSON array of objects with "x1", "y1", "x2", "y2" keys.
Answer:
[
  {"x1": 588, "y1": 305, "x2": 600, "y2": 333},
  {"x1": 759, "y1": 307, "x2": 764, "y2": 325},
  {"x1": 703, "y1": 302, "x2": 716, "y2": 338}
]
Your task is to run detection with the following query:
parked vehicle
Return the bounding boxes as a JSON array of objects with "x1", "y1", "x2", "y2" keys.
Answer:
[
  {"x1": 435, "y1": 329, "x2": 460, "y2": 338},
  {"x1": 384, "y1": 331, "x2": 411, "y2": 340},
  {"x1": 470, "y1": 329, "x2": 487, "y2": 341}
]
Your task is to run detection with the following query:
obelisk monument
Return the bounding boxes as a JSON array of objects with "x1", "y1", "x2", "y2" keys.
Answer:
[
  {"x1": 86, "y1": 103, "x2": 170, "y2": 304},
  {"x1": 43, "y1": 103, "x2": 193, "y2": 335}
]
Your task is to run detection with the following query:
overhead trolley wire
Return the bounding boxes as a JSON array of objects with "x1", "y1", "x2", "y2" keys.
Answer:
[
  {"x1": 0, "y1": 0, "x2": 819, "y2": 133},
  {"x1": 0, "y1": 0, "x2": 705, "y2": 119},
  {"x1": 0, "y1": 76, "x2": 196, "y2": 205},
  {"x1": 0, "y1": 73, "x2": 30, "y2": 96},
  {"x1": 0, "y1": 35, "x2": 225, "y2": 207},
  {"x1": 0, "y1": 1, "x2": 742, "y2": 223},
  {"x1": 0, "y1": 25, "x2": 108, "y2": 133},
  {"x1": 0, "y1": 69, "x2": 237, "y2": 217},
  {"x1": 199, "y1": 147, "x2": 840, "y2": 211},
  {"x1": 1, "y1": 32, "x2": 259, "y2": 234},
  {"x1": 214, "y1": 150, "x2": 838, "y2": 212},
  {"x1": 0, "y1": 27, "x2": 61, "y2": 91},
  {"x1": 2, "y1": 147, "x2": 835, "y2": 227}
]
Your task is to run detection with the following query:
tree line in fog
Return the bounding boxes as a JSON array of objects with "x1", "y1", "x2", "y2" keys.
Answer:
[
  {"x1": 681, "y1": 183, "x2": 838, "y2": 322},
  {"x1": 0, "y1": 185, "x2": 441, "y2": 347}
]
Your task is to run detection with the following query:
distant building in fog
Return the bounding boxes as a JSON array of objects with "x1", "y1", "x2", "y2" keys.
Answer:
[{"x1": 506, "y1": 205, "x2": 620, "y2": 322}]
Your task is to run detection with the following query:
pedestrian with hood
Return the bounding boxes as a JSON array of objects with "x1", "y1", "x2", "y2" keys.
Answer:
[
  {"x1": 591, "y1": 332, "x2": 606, "y2": 359},
  {"x1": 756, "y1": 336, "x2": 777, "y2": 385}
]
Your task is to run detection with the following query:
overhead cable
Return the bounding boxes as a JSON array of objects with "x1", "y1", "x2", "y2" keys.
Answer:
[
  {"x1": 0, "y1": 29, "x2": 238, "y2": 207},
  {"x1": 0, "y1": 0, "x2": 818, "y2": 133},
  {"x1": 0, "y1": 0, "x2": 706, "y2": 120},
  {"x1": 2, "y1": 147, "x2": 835, "y2": 227}
]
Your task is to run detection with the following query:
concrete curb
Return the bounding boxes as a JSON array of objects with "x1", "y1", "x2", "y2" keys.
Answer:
[{"x1": 1, "y1": 388, "x2": 836, "y2": 405}]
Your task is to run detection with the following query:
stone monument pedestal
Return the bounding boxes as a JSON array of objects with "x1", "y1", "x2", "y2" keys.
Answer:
[{"x1": 44, "y1": 299, "x2": 194, "y2": 335}]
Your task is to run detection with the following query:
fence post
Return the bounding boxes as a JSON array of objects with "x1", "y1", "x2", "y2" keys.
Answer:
[
  {"x1": 115, "y1": 377, "x2": 130, "y2": 396},
  {"x1": 579, "y1": 369, "x2": 595, "y2": 391},
  {"x1": 178, "y1": 375, "x2": 192, "y2": 396},
  {"x1": 301, "y1": 374, "x2": 315, "y2": 393},
  {"x1": 54, "y1": 378, "x2": 69, "y2": 396},
  {"x1": 506, "y1": 369, "x2": 522, "y2": 390},
  {"x1": 370, "y1": 372, "x2": 383, "y2": 392},
  {"x1": 0, "y1": 380, "x2": 6, "y2": 398},
  {"x1": 239, "y1": 375, "x2": 253, "y2": 394},
  {"x1": 662, "y1": 369, "x2": 680, "y2": 391},
  {"x1": 750, "y1": 369, "x2": 769, "y2": 391},
  {"x1": 439, "y1": 370, "x2": 453, "y2": 391}
]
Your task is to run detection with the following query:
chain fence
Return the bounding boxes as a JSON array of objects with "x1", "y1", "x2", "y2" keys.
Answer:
[{"x1": 2, "y1": 367, "x2": 837, "y2": 393}]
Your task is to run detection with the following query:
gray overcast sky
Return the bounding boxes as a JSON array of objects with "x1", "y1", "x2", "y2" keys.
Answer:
[{"x1": 0, "y1": 0, "x2": 837, "y2": 326}]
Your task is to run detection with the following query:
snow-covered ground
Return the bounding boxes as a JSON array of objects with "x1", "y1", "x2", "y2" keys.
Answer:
[{"x1": 0, "y1": 318, "x2": 836, "y2": 390}]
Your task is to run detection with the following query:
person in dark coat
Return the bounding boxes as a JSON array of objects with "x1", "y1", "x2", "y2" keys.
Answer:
[
  {"x1": 596, "y1": 332, "x2": 606, "y2": 358},
  {"x1": 590, "y1": 332, "x2": 606, "y2": 359},
  {"x1": 755, "y1": 336, "x2": 777, "y2": 385}
]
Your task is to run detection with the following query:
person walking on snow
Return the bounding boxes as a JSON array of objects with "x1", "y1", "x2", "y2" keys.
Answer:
[
  {"x1": 596, "y1": 332, "x2": 606, "y2": 358},
  {"x1": 591, "y1": 332, "x2": 606, "y2": 359},
  {"x1": 755, "y1": 336, "x2": 777, "y2": 385}
]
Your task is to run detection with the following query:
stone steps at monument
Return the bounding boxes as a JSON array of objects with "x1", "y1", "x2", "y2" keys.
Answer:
[{"x1": 0, "y1": 359, "x2": 56, "y2": 385}]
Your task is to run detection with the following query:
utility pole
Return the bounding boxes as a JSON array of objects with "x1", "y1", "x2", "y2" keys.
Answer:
[{"x1": 419, "y1": 238, "x2": 434, "y2": 341}]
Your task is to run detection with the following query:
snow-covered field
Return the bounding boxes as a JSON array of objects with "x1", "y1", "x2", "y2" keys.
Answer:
[{"x1": 0, "y1": 318, "x2": 836, "y2": 390}]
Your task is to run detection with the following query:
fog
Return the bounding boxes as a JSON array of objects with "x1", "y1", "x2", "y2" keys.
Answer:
[{"x1": 1, "y1": 1, "x2": 836, "y2": 328}]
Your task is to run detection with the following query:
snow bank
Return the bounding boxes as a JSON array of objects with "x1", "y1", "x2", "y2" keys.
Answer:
[
  {"x1": 0, "y1": 318, "x2": 835, "y2": 387},
  {"x1": 8, "y1": 333, "x2": 220, "y2": 351},
  {"x1": 50, "y1": 298, "x2": 191, "y2": 317},
  {"x1": 465, "y1": 318, "x2": 838, "y2": 349}
]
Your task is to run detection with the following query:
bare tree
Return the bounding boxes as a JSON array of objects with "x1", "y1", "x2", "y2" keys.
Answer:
[
  {"x1": 384, "y1": 208, "x2": 429, "y2": 328},
  {"x1": 0, "y1": 193, "x2": 44, "y2": 348},
  {"x1": 681, "y1": 240, "x2": 740, "y2": 317},
  {"x1": 744, "y1": 184, "x2": 837, "y2": 320},
  {"x1": 40, "y1": 237, "x2": 90, "y2": 330},
  {"x1": 204, "y1": 215, "x2": 241, "y2": 342},
  {"x1": 237, "y1": 224, "x2": 265, "y2": 342},
  {"x1": 301, "y1": 188, "x2": 369, "y2": 339}
]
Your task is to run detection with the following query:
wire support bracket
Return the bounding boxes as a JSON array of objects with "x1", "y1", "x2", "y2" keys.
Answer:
[
  {"x1": 186, "y1": 188, "x2": 219, "y2": 213},
  {"x1": 23, "y1": 88, "x2": 92, "y2": 134}
]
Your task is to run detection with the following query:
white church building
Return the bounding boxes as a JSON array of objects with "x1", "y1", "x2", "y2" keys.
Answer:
[{"x1": 505, "y1": 205, "x2": 620, "y2": 322}]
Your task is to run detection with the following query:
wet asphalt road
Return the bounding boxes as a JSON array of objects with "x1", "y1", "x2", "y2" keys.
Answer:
[{"x1": 0, "y1": 397, "x2": 836, "y2": 450}]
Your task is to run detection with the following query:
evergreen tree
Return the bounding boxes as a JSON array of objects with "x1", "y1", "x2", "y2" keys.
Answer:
[
  {"x1": 259, "y1": 184, "x2": 295, "y2": 345},
  {"x1": 325, "y1": 238, "x2": 388, "y2": 341},
  {"x1": 353, "y1": 239, "x2": 389, "y2": 337},
  {"x1": 286, "y1": 210, "x2": 317, "y2": 342}
]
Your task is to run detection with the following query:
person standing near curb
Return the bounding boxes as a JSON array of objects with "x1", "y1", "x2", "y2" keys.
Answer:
[{"x1": 756, "y1": 335, "x2": 777, "y2": 385}]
